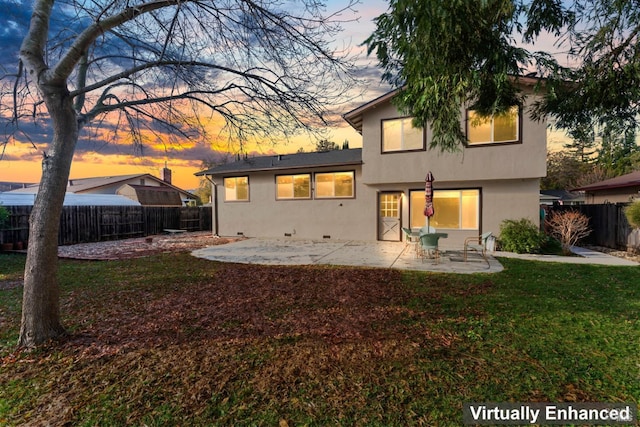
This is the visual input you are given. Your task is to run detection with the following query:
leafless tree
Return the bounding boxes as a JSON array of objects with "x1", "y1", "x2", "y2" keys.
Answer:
[
  {"x1": 546, "y1": 211, "x2": 591, "y2": 255},
  {"x1": 0, "y1": 0, "x2": 360, "y2": 347}
]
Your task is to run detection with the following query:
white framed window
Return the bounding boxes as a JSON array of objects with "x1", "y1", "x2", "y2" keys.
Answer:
[
  {"x1": 224, "y1": 176, "x2": 249, "y2": 201},
  {"x1": 315, "y1": 171, "x2": 354, "y2": 198},
  {"x1": 276, "y1": 174, "x2": 311, "y2": 200},
  {"x1": 382, "y1": 117, "x2": 424, "y2": 152},
  {"x1": 467, "y1": 106, "x2": 520, "y2": 145},
  {"x1": 410, "y1": 189, "x2": 479, "y2": 230}
]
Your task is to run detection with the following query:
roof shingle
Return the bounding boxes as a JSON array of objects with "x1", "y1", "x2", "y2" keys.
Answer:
[{"x1": 196, "y1": 148, "x2": 362, "y2": 176}]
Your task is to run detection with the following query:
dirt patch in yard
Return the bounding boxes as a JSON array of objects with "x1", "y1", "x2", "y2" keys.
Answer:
[
  {"x1": 57, "y1": 231, "x2": 238, "y2": 260},
  {"x1": 2, "y1": 232, "x2": 236, "y2": 290}
]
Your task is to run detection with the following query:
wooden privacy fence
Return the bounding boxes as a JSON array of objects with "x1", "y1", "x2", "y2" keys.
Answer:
[
  {"x1": 0, "y1": 205, "x2": 212, "y2": 247},
  {"x1": 549, "y1": 203, "x2": 631, "y2": 249}
]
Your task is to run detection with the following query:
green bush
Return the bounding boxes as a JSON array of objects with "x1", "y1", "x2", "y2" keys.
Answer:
[
  {"x1": 539, "y1": 234, "x2": 563, "y2": 255},
  {"x1": 499, "y1": 218, "x2": 546, "y2": 254},
  {"x1": 0, "y1": 205, "x2": 9, "y2": 229},
  {"x1": 625, "y1": 200, "x2": 640, "y2": 229}
]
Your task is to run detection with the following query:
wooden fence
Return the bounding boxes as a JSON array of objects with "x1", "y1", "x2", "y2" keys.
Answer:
[
  {"x1": 0, "y1": 205, "x2": 212, "y2": 247},
  {"x1": 549, "y1": 203, "x2": 631, "y2": 249}
]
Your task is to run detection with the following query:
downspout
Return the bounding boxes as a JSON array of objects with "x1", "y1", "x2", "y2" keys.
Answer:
[{"x1": 204, "y1": 176, "x2": 219, "y2": 237}]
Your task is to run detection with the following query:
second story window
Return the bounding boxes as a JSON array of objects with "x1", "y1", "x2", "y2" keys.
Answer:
[
  {"x1": 382, "y1": 117, "x2": 424, "y2": 152},
  {"x1": 467, "y1": 106, "x2": 520, "y2": 145},
  {"x1": 224, "y1": 176, "x2": 249, "y2": 201}
]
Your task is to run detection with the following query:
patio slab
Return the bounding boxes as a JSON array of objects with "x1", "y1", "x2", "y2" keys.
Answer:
[{"x1": 191, "y1": 238, "x2": 503, "y2": 273}]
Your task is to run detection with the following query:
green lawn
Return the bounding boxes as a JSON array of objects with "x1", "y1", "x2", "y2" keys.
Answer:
[{"x1": 1, "y1": 252, "x2": 638, "y2": 426}]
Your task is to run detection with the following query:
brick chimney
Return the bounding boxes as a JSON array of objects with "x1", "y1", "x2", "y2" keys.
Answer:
[{"x1": 160, "y1": 163, "x2": 172, "y2": 185}]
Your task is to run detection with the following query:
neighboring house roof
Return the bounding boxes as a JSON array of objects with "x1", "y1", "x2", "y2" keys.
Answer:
[
  {"x1": 540, "y1": 189, "x2": 585, "y2": 203},
  {"x1": 8, "y1": 173, "x2": 197, "y2": 200},
  {"x1": 540, "y1": 192, "x2": 560, "y2": 204},
  {"x1": 196, "y1": 148, "x2": 363, "y2": 176},
  {"x1": 0, "y1": 192, "x2": 141, "y2": 206},
  {"x1": 119, "y1": 184, "x2": 183, "y2": 206},
  {"x1": 572, "y1": 171, "x2": 640, "y2": 192},
  {"x1": 66, "y1": 174, "x2": 148, "y2": 193},
  {"x1": 0, "y1": 182, "x2": 35, "y2": 192}
]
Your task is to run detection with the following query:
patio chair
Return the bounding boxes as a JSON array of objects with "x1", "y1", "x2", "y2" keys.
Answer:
[
  {"x1": 464, "y1": 231, "x2": 493, "y2": 266},
  {"x1": 402, "y1": 227, "x2": 417, "y2": 245},
  {"x1": 419, "y1": 233, "x2": 443, "y2": 264},
  {"x1": 419, "y1": 225, "x2": 436, "y2": 235}
]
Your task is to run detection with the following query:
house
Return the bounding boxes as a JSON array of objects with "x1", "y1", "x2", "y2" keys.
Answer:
[
  {"x1": 197, "y1": 79, "x2": 547, "y2": 247},
  {"x1": 0, "y1": 192, "x2": 141, "y2": 206},
  {"x1": 540, "y1": 190, "x2": 585, "y2": 206},
  {"x1": 9, "y1": 167, "x2": 197, "y2": 206},
  {"x1": 0, "y1": 182, "x2": 34, "y2": 192},
  {"x1": 572, "y1": 171, "x2": 640, "y2": 204}
]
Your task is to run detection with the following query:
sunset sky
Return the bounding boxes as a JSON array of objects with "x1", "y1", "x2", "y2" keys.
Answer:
[{"x1": 0, "y1": 0, "x2": 568, "y2": 191}]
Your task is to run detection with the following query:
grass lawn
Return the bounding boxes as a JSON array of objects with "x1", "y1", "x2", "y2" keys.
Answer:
[{"x1": 1, "y1": 252, "x2": 638, "y2": 426}]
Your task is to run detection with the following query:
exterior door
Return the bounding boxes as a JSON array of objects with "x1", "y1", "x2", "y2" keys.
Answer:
[{"x1": 378, "y1": 192, "x2": 402, "y2": 241}]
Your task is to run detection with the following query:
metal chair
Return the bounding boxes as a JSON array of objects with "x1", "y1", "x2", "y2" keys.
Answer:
[
  {"x1": 419, "y1": 233, "x2": 443, "y2": 264},
  {"x1": 464, "y1": 231, "x2": 493, "y2": 266}
]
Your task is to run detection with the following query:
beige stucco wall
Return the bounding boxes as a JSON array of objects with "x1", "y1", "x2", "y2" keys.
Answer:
[
  {"x1": 213, "y1": 166, "x2": 379, "y2": 241},
  {"x1": 211, "y1": 90, "x2": 546, "y2": 246},
  {"x1": 359, "y1": 97, "x2": 547, "y2": 185},
  {"x1": 368, "y1": 178, "x2": 540, "y2": 248},
  {"x1": 213, "y1": 171, "x2": 540, "y2": 247}
]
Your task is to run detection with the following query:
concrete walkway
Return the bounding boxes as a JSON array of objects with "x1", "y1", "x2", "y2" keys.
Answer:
[
  {"x1": 495, "y1": 246, "x2": 639, "y2": 266},
  {"x1": 191, "y1": 238, "x2": 638, "y2": 273}
]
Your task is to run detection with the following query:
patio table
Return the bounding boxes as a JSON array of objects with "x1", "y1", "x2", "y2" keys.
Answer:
[{"x1": 416, "y1": 232, "x2": 448, "y2": 260}]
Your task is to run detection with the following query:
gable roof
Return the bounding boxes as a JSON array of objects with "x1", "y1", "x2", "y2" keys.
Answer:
[
  {"x1": 9, "y1": 173, "x2": 197, "y2": 199},
  {"x1": 343, "y1": 75, "x2": 543, "y2": 134},
  {"x1": 66, "y1": 174, "x2": 148, "y2": 193},
  {"x1": 573, "y1": 171, "x2": 640, "y2": 192},
  {"x1": 540, "y1": 189, "x2": 585, "y2": 202},
  {"x1": 196, "y1": 148, "x2": 363, "y2": 176},
  {"x1": 120, "y1": 184, "x2": 184, "y2": 206},
  {"x1": 343, "y1": 89, "x2": 401, "y2": 134}
]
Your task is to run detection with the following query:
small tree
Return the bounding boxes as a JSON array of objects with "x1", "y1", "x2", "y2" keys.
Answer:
[
  {"x1": 315, "y1": 139, "x2": 340, "y2": 152},
  {"x1": 625, "y1": 200, "x2": 640, "y2": 229},
  {"x1": 546, "y1": 211, "x2": 591, "y2": 255}
]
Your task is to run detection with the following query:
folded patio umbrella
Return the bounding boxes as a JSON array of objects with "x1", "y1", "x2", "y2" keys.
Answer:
[{"x1": 424, "y1": 171, "x2": 435, "y2": 228}]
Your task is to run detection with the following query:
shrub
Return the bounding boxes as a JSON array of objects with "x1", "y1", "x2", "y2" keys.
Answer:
[
  {"x1": 0, "y1": 205, "x2": 9, "y2": 229},
  {"x1": 625, "y1": 200, "x2": 640, "y2": 229},
  {"x1": 539, "y1": 234, "x2": 563, "y2": 255},
  {"x1": 499, "y1": 218, "x2": 546, "y2": 254},
  {"x1": 545, "y1": 210, "x2": 591, "y2": 255}
]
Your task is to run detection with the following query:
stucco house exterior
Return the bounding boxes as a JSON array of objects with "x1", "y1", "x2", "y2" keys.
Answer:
[{"x1": 197, "y1": 79, "x2": 547, "y2": 247}]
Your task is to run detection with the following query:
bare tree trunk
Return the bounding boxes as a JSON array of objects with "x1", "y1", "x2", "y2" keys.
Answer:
[{"x1": 18, "y1": 85, "x2": 79, "y2": 347}]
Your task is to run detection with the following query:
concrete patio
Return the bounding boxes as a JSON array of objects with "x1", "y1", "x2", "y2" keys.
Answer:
[{"x1": 191, "y1": 238, "x2": 638, "y2": 273}]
